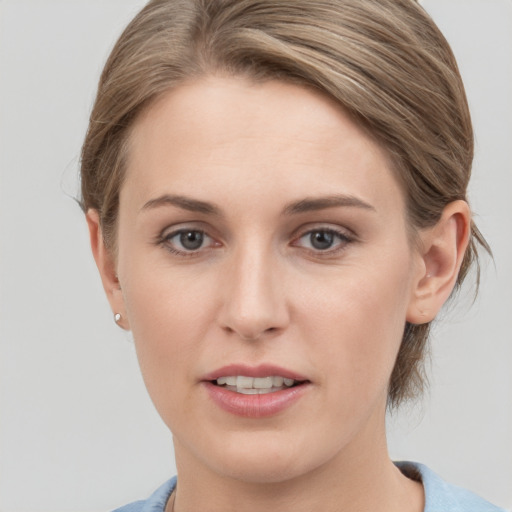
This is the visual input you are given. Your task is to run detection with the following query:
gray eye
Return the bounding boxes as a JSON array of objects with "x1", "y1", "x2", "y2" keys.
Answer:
[
  {"x1": 161, "y1": 228, "x2": 219, "y2": 255},
  {"x1": 178, "y1": 230, "x2": 204, "y2": 250},
  {"x1": 295, "y1": 228, "x2": 350, "y2": 253},
  {"x1": 309, "y1": 231, "x2": 335, "y2": 250}
]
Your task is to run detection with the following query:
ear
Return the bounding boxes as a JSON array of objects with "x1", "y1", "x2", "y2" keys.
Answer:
[
  {"x1": 86, "y1": 209, "x2": 130, "y2": 330},
  {"x1": 407, "y1": 200, "x2": 471, "y2": 324}
]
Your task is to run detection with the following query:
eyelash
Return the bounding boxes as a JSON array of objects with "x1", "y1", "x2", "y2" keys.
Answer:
[
  {"x1": 292, "y1": 227, "x2": 353, "y2": 256},
  {"x1": 158, "y1": 228, "x2": 217, "y2": 257},
  {"x1": 157, "y1": 226, "x2": 354, "y2": 257}
]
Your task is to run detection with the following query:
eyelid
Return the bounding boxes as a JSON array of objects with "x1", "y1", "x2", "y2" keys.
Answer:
[
  {"x1": 291, "y1": 225, "x2": 355, "y2": 254},
  {"x1": 157, "y1": 220, "x2": 218, "y2": 243},
  {"x1": 157, "y1": 224, "x2": 221, "y2": 256},
  {"x1": 292, "y1": 222, "x2": 355, "y2": 241},
  {"x1": 154, "y1": 222, "x2": 355, "y2": 257}
]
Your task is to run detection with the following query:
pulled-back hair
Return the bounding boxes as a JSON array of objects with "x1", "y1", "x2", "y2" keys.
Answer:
[{"x1": 80, "y1": 0, "x2": 489, "y2": 408}]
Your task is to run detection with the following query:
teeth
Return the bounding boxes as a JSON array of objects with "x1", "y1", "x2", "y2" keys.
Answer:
[
  {"x1": 273, "y1": 376, "x2": 284, "y2": 387},
  {"x1": 236, "y1": 376, "x2": 254, "y2": 388},
  {"x1": 237, "y1": 388, "x2": 260, "y2": 395},
  {"x1": 215, "y1": 375, "x2": 298, "y2": 393},
  {"x1": 253, "y1": 377, "x2": 273, "y2": 389}
]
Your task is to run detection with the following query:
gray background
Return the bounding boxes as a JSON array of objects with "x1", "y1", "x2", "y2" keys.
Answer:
[{"x1": 0, "y1": 1, "x2": 510, "y2": 511}]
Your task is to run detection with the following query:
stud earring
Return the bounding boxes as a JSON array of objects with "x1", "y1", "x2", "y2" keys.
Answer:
[{"x1": 114, "y1": 313, "x2": 122, "y2": 324}]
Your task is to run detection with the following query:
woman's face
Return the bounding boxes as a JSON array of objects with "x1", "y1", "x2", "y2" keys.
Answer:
[{"x1": 112, "y1": 77, "x2": 426, "y2": 483}]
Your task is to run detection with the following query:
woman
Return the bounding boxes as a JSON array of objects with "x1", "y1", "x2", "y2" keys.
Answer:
[{"x1": 80, "y1": 0, "x2": 505, "y2": 511}]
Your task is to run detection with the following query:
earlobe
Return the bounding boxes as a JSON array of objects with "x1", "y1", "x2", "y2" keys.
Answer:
[
  {"x1": 86, "y1": 209, "x2": 130, "y2": 330},
  {"x1": 407, "y1": 200, "x2": 471, "y2": 324}
]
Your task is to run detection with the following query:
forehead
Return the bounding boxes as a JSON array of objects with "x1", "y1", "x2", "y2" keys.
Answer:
[{"x1": 123, "y1": 76, "x2": 405, "y2": 218}]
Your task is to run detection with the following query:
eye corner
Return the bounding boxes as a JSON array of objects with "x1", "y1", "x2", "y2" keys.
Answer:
[
  {"x1": 291, "y1": 226, "x2": 355, "y2": 256},
  {"x1": 155, "y1": 226, "x2": 222, "y2": 257}
]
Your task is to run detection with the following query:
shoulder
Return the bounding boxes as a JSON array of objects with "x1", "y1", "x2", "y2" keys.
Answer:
[
  {"x1": 395, "y1": 461, "x2": 507, "y2": 512},
  {"x1": 111, "y1": 477, "x2": 176, "y2": 512}
]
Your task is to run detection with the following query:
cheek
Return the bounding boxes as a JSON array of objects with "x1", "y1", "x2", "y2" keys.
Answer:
[
  {"x1": 120, "y1": 262, "x2": 216, "y2": 403},
  {"x1": 298, "y1": 254, "x2": 413, "y2": 399}
]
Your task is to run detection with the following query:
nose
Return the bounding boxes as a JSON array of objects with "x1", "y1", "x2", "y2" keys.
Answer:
[{"x1": 218, "y1": 244, "x2": 290, "y2": 341}]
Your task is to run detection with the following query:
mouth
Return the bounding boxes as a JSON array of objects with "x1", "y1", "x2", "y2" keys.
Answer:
[
  {"x1": 204, "y1": 369, "x2": 311, "y2": 417},
  {"x1": 212, "y1": 375, "x2": 304, "y2": 395},
  {"x1": 202, "y1": 364, "x2": 311, "y2": 417}
]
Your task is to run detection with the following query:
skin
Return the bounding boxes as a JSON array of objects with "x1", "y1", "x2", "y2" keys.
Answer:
[{"x1": 88, "y1": 76, "x2": 470, "y2": 512}]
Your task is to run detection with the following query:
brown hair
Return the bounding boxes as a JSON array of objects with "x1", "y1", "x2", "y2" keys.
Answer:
[{"x1": 80, "y1": 0, "x2": 489, "y2": 408}]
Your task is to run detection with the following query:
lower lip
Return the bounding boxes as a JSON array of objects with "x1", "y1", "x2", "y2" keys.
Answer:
[{"x1": 203, "y1": 382, "x2": 310, "y2": 418}]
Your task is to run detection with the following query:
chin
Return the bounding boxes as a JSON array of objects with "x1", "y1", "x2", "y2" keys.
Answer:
[
  {"x1": 215, "y1": 455, "x2": 314, "y2": 485},
  {"x1": 184, "y1": 428, "x2": 337, "y2": 485}
]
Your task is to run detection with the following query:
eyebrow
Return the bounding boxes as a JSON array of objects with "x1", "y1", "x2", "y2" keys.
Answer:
[
  {"x1": 141, "y1": 194, "x2": 222, "y2": 216},
  {"x1": 140, "y1": 193, "x2": 375, "y2": 216},
  {"x1": 283, "y1": 195, "x2": 376, "y2": 215}
]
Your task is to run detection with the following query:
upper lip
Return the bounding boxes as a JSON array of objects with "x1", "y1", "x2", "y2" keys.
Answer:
[{"x1": 202, "y1": 364, "x2": 309, "y2": 382}]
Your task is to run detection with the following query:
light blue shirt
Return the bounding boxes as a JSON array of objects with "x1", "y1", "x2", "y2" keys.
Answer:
[{"x1": 112, "y1": 462, "x2": 506, "y2": 512}]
